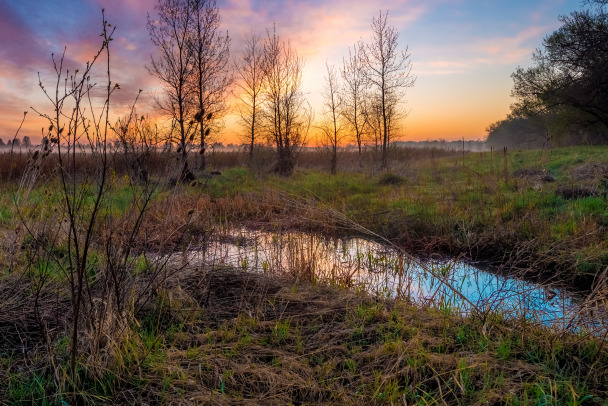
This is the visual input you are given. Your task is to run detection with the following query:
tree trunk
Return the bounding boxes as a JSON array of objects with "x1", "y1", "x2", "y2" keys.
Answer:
[
  {"x1": 276, "y1": 147, "x2": 294, "y2": 176},
  {"x1": 249, "y1": 139, "x2": 254, "y2": 163},
  {"x1": 330, "y1": 145, "x2": 337, "y2": 175}
]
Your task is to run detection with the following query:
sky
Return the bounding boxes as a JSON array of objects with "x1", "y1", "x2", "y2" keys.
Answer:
[{"x1": 0, "y1": 0, "x2": 582, "y2": 144}]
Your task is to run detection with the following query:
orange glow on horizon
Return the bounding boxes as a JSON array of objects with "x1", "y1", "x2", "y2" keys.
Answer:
[{"x1": 6, "y1": 96, "x2": 502, "y2": 146}]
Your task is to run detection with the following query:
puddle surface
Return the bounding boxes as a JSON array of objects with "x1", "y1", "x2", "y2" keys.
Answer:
[{"x1": 171, "y1": 228, "x2": 607, "y2": 335}]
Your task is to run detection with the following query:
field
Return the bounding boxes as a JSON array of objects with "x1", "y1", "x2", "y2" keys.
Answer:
[{"x1": 1, "y1": 145, "x2": 608, "y2": 405}]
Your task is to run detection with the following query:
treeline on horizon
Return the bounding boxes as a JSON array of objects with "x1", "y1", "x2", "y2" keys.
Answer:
[{"x1": 0, "y1": 137, "x2": 488, "y2": 152}]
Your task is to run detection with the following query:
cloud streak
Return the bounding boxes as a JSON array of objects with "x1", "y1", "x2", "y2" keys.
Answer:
[{"x1": 414, "y1": 24, "x2": 552, "y2": 77}]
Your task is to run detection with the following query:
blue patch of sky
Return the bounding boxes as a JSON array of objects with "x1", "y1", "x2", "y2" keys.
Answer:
[
  {"x1": 403, "y1": 0, "x2": 581, "y2": 45},
  {"x1": 3, "y1": 0, "x2": 99, "y2": 41}
]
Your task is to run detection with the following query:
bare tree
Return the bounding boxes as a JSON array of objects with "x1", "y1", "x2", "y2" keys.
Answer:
[
  {"x1": 10, "y1": 137, "x2": 21, "y2": 153},
  {"x1": 319, "y1": 63, "x2": 345, "y2": 174},
  {"x1": 362, "y1": 10, "x2": 415, "y2": 169},
  {"x1": 234, "y1": 32, "x2": 266, "y2": 163},
  {"x1": 341, "y1": 42, "x2": 368, "y2": 163},
  {"x1": 189, "y1": 0, "x2": 231, "y2": 171},
  {"x1": 147, "y1": 0, "x2": 195, "y2": 182},
  {"x1": 25, "y1": 12, "x2": 131, "y2": 379},
  {"x1": 262, "y1": 26, "x2": 311, "y2": 176}
]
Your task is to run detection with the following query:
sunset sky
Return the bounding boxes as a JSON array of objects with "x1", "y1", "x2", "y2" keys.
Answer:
[{"x1": 0, "y1": 0, "x2": 581, "y2": 144}]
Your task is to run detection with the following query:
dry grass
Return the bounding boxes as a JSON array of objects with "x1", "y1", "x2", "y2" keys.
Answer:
[
  {"x1": 0, "y1": 149, "x2": 175, "y2": 184},
  {"x1": 98, "y1": 267, "x2": 608, "y2": 405}
]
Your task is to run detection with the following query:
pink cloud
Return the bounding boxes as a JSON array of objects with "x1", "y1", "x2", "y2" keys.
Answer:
[
  {"x1": 224, "y1": 0, "x2": 428, "y2": 59},
  {"x1": 473, "y1": 25, "x2": 548, "y2": 64}
]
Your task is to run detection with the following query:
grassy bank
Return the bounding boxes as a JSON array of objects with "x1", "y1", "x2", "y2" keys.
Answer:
[{"x1": 2, "y1": 267, "x2": 607, "y2": 405}]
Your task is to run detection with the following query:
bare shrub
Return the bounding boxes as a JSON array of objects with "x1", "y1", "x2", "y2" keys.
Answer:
[{"x1": 7, "y1": 13, "x2": 200, "y2": 401}]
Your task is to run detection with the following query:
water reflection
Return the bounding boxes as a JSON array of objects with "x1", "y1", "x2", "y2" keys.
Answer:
[{"x1": 180, "y1": 228, "x2": 607, "y2": 335}]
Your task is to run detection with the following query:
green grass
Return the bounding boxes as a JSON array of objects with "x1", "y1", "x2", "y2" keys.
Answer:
[
  {"x1": 204, "y1": 167, "x2": 257, "y2": 197},
  {"x1": 0, "y1": 204, "x2": 13, "y2": 224}
]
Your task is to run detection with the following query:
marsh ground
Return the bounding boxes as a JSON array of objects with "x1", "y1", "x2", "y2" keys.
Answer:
[{"x1": 2, "y1": 146, "x2": 608, "y2": 404}]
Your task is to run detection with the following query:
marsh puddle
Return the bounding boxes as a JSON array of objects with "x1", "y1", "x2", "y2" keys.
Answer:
[{"x1": 175, "y1": 228, "x2": 607, "y2": 334}]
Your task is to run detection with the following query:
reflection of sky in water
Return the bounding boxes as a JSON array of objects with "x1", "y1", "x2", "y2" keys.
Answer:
[{"x1": 180, "y1": 228, "x2": 607, "y2": 335}]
